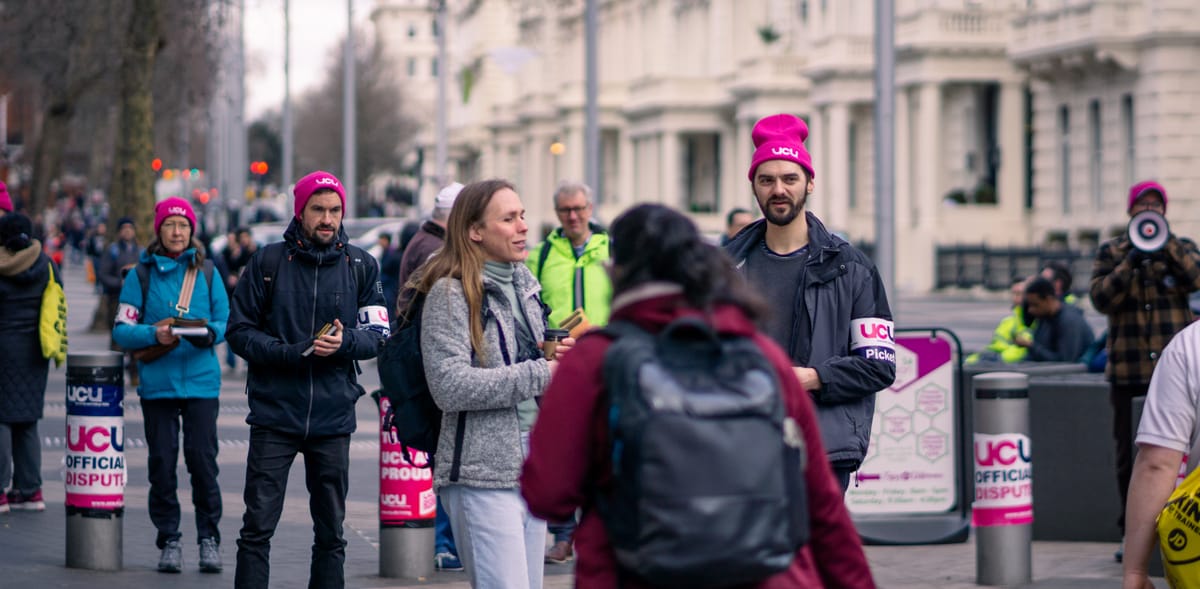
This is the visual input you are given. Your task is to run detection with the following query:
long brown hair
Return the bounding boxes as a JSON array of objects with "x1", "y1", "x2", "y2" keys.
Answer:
[{"x1": 408, "y1": 178, "x2": 515, "y2": 358}]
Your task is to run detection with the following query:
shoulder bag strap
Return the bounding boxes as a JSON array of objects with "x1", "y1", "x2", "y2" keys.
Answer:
[{"x1": 175, "y1": 265, "x2": 200, "y2": 316}]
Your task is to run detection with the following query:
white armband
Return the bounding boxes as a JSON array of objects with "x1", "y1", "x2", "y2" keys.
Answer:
[
  {"x1": 358, "y1": 305, "x2": 391, "y2": 338},
  {"x1": 116, "y1": 303, "x2": 141, "y2": 326},
  {"x1": 850, "y1": 317, "x2": 895, "y2": 364}
]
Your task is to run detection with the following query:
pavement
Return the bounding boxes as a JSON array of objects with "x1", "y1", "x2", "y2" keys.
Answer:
[{"x1": 0, "y1": 258, "x2": 1155, "y2": 588}]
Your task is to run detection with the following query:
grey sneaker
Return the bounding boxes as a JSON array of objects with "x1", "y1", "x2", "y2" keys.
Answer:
[
  {"x1": 158, "y1": 540, "x2": 182, "y2": 573},
  {"x1": 199, "y1": 537, "x2": 222, "y2": 573}
]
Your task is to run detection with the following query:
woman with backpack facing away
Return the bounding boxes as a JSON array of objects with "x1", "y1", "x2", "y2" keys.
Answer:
[
  {"x1": 113, "y1": 197, "x2": 229, "y2": 574},
  {"x1": 0, "y1": 213, "x2": 60, "y2": 513},
  {"x1": 521, "y1": 204, "x2": 875, "y2": 588},
  {"x1": 413, "y1": 178, "x2": 571, "y2": 589}
]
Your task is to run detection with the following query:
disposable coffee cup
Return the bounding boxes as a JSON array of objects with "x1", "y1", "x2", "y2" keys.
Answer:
[{"x1": 543, "y1": 328, "x2": 570, "y2": 360}]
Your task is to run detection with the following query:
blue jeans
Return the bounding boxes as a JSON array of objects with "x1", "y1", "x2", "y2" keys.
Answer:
[
  {"x1": 143, "y1": 398, "x2": 222, "y2": 548},
  {"x1": 234, "y1": 427, "x2": 350, "y2": 589},
  {"x1": 440, "y1": 484, "x2": 546, "y2": 589},
  {"x1": 435, "y1": 497, "x2": 457, "y2": 555},
  {"x1": 0, "y1": 421, "x2": 41, "y2": 494}
]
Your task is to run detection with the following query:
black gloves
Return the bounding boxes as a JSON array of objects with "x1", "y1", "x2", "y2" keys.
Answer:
[{"x1": 183, "y1": 327, "x2": 217, "y2": 348}]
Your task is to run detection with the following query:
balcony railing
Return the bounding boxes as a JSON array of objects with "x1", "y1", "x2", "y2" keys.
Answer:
[
  {"x1": 1010, "y1": 0, "x2": 1144, "y2": 62},
  {"x1": 896, "y1": 7, "x2": 1011, "y2": 51}
]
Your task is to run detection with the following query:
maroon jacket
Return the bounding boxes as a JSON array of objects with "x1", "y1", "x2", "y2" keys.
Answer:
[{"x1": 521, "y1": 291, "x2": 876, "y2": 589}]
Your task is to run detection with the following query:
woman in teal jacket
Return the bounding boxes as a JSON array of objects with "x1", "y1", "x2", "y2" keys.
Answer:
[{"x1": 112, "y1": 198, "x2": 229, "y2": 574}]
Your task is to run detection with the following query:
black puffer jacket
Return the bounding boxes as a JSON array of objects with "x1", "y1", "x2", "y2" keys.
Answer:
[
  {"x1": 227, "y1": 219, "x2": 389, "y2": 437},
  {"x1": 0, "y1": 242, "x2": 58, "y2": 423},
  {"x1": 724, "y1": 214, "x2": 895, "y2": 466}
]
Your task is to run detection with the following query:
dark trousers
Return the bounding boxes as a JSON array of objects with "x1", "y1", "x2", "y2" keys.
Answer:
[
  {"x1": 0, "y1": 421, "x2": 42, "y2": 494},
  {"x1": 1111, "y1": 383, "x2": 1149, "y2": 534},
  {"x1": 235, "y1": 426, "x2": 350, "y2": 589},
  {"x1": 142, "y1": 398, "x2": 222, "y2": 548},
  {"x1": 435, "y1": 497, "x2": 457, "y2": 554}
]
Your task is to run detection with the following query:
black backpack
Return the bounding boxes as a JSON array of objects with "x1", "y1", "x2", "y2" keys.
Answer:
[
  {"x1": 377, "y1": 289, "x2": 468, "y2": 473},
  {"x1": 597, "y1": 317, "x2": 810, "y2": 588}
]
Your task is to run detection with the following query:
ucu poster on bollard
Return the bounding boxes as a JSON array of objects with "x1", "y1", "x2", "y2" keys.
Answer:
[
  {"x1": 65, "y1": 374, "x2": 126, "y2": 510},
  {"x1": 378, "y1": 397, "x2": 436, "y2": 526},
  {"x1": 972, "y1": 433, "x2": 1032, "y2": 527}
]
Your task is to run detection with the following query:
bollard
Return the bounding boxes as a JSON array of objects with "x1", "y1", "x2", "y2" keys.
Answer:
[
  {"x1": 375, "y1": 393, "x2": 436, "y2": 579},
  {"x1": 64, "y1": 351, "x2": 127, "y2": 571},
  {"x1": 973, "y1": 372, "x2": 1033, "y2": 586}
]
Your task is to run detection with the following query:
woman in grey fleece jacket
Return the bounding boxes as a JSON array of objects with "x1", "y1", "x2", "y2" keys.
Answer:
[{"x1": 410, "y1": 179, "x2": 567, "y2": 589}]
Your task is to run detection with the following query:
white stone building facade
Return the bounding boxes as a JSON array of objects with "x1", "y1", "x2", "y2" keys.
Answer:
[{"x1": 372, "y1": 0, "x2": 1200, "y2": 293}]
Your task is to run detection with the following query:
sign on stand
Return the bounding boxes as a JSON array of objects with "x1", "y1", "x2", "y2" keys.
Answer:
[{"x1": 846, "y1": 328, "x2": 970, "y2": 544}]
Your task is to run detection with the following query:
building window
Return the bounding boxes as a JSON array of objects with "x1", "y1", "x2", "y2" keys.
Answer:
[
  {"x1": 407, "y1": 58, "x2": 417, "y2": 78},
  {"x1": 1122, "y1": 94, "x2": 1135, "y2": 186},
  {"x1": 432, "y1": 18, "x2": 440, "y2": 38},
  {"x1": 408, "y1": 23, "x2": 417, "y2": 38},
  {"x1": 848, "y1": 120, "x2": 858, "y2": 209},
  {"x1": 1089, "y1": 100, "x2": 1102, "y2": 210},
  {"x1": 683, "y1": 133, "x2": 720, "y2": 213},
  {"x1": 1024, "y1": 86, "x2": 1034, "y2": 210},
  {"x1": 1059, "y1": 105, "x2": 1070, "y2": 214},
  {"x1": 431, "y1": 57, "x2": 439, "y2": 77},
  {"x1": 798, "y1": 0, "x2": 808, "y2": 23}
]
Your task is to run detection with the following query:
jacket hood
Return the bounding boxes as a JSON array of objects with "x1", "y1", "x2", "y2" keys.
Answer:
[
  {"x1": 139, "y1": 246, "x2": 199, "y2": 269},
  {"x1": 282, "y1": 217, "x2": 351, "y2": 265},
  {"x1": 609, "y1": 283, "x2": 758, "y2": 339},
  {"x1": 0, "y1": 241, "x2": 44, "y2": 280},
  {"x1": 723, "y1": 212, "x2": 846, "y2": 265}
]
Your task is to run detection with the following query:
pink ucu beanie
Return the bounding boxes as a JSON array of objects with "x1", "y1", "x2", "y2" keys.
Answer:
[
  {"x1": 294, "y1": 170, "x2": 346, "y2": 218},
  {"x1": 747, "y1": 113, "x2": 815, "y2": 182},
  {"x1": 1128, "y1": 180, "x2": 1168, "y2": 213},
  {"x1": 154, "y1": 197, "x2": 197, "y2": 235}
]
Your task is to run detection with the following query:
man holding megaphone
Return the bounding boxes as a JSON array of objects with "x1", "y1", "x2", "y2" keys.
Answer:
[{"x1": 1089, "y1": 180, "x2": 1200, "y2": 570}]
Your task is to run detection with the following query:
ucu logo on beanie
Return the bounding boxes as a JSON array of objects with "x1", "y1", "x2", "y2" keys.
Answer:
[
  {"x1": 167, "y1": 206, "x2": 188, "y2": 216},
  {"x1": 315, "y1": 177, "x2": 340, "y2": 187},
  {"x1": 772, "y1": 147, "x2": 800, "y2": 159}
]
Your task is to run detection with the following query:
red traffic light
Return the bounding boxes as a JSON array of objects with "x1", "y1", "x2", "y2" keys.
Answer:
[
  {"x1": 151, "y1": 158, "x2": 163, "y2": 172},
  {"x1": 249, "y1": 161, "x2": 269, "y2": 175}
]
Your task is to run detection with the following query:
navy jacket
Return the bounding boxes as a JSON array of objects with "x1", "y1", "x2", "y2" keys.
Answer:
[
  {"x1": 226, "y1": 219, "x2": 390, "y2": 438},
  {"x1": 0, "y1": 245, "x2": 57, "y2": 423},
  {"x1": 724, "y1": 213, "x2": 896, "y2": 466}
]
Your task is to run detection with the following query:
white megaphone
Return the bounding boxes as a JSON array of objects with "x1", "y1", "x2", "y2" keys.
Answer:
[{"x1": 1129, "y1": 210, "x2": 1170, "y2": 253}]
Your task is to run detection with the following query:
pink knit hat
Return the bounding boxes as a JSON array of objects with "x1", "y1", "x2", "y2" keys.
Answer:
[
  {"x1": 747, "y1": 113, "x2": 815, "y2": 182},
  {"x1": 1128, "y1": 180, "x2": 1167, "y2": 213},
  {"x1": 154, "y1": 197, "x2": 197, "y2": 235},
  {"x1": 294, "y1": 170, "x2": 346, "y2": 218},
  {"x1": 0, "y1": 181, "x2": 12, "y2": 213}
]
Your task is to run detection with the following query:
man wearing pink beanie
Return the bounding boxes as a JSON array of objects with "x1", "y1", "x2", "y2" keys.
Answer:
[
  {"x1": 1090, "y1": 179, "x2": 1200, "y2": 567},
  {"x1": 225, "y1": 169, "x2": 389, "y2": 588},
  {"x1": 723, "y1": 113, "x2": 894, "y2": 492}
]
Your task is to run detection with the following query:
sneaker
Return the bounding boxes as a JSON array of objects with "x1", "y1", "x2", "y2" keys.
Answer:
[
  {"x1": 0, "y1": 493, "x2": 9, "y2": 514},
  {"x1": 434, "y1": 551, "x2": 464, "y2": 572},
  {"x1": 8, "y1": 489, "x2": 45, "y2": 512},
  {"x1": 1115, "y1": 537, "x2": 1124, "y2": 563},
  {"x1": 158, "y1": 540, "x2": 182, "y2": 573},
  {"x1": 199, "y1": 538, "x2": 222, "y2": 573},
  {"x1": 544, "y1": 540, "x2": 573, "y2": 564}
]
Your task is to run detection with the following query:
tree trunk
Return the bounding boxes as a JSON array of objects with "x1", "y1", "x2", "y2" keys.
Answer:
[
  {"x1": 29, "y1": 100, "x2": 72, "y2": 216},
  {"x1": 109, "y1": 0, "x2": 161, "y2": 245}
]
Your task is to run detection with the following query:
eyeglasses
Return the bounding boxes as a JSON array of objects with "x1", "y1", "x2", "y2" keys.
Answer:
[
  {"x1": 160, "y1": 221, "x2": 190, "y2": 233},
  {"x1": 555, "y1": 205, "x2": 590, "y2": 216}
]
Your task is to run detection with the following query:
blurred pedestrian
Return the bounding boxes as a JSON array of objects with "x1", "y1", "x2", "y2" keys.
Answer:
[
  {"x1": 522, "y1": 203, "x2": 876, "y2": 588},
  {"x1": 0, "y1": 180, "x2": 12, "y2": 217},
  {"x1": 112, "y1": 198, "x2": 229, "y2": 573},
  {"x1": 525, "y1": 180, "x2": 612, "y2": 564},
  {"x1": 721, "y1": 207, "x2": 754, "y2": 246},
  {"x1": 98, "y1": 216, "x2": 144, "y2": 384},
  {"x1": 1090, "y1": 180, "x2": 1200, "y2": 562},
  {"x1": 0, "y1": 213, "x2": 59, "y2": 513}
]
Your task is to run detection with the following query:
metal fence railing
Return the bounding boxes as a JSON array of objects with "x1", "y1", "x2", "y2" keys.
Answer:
[{"x1": 933, "y1": 245, "x2": 1095, "y2": 291}]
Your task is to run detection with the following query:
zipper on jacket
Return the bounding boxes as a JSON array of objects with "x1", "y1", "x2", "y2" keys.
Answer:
[{"x1": 307, "y1": 250, "x2": 326, "y2": 441}]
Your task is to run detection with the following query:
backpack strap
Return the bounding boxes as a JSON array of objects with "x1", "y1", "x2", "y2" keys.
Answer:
[
  {"x1": 535, "y1": 238, "x2": 554, "y2": 282},
  {"x1": 258, "y1": 242, "x2": 287, "y2": 302},
  {"x1": 136, "y1": 257, "x2": 218, "y2": 319}
]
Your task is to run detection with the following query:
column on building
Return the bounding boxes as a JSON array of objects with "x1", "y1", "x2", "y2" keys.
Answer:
[
  {"x1": 719, "y1": 118, "x2": 740, "y2": 215},
  {"x1": 906, "y1": 81, "x2": 943, "y2": 291},
  {"x1": 618, "y1": 129, "x2": 635, "y2": 209},
  {"x1": 825, "y1": 101, "x2": 851, "y2": 231},
  {"x1": 661, "y1": 130, "x2": 680, "y2": 207},
  {"x1": 895, "y1": 86, "x2": 912, "y2": 231},
  {"x1": 997, "y1": 78, "x2": 1026, "y2": 220}
]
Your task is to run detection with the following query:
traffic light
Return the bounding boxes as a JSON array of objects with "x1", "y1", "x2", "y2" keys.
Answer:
[
  {"x1": 249, "y1": 161, "x2": 269, "y2": 176},
  {"x1": 151, "y1": 158, "x2": 163, "y2": 172}
]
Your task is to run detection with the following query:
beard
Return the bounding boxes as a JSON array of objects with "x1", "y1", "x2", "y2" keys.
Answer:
[
  {"x1": 758, "y1": 193, "x2": 806, "y2": 226},
  {"x1": 306, "y1": 224, "x2": 338, "y2": 245}
]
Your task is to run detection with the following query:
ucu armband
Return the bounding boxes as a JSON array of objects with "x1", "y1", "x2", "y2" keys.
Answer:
[
  {"x1": 850, "y1": 317, "x2": 895, "y2": 364},
  {"x1": 358, "y1": 305, "x2": 391, "y2": 338}
]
